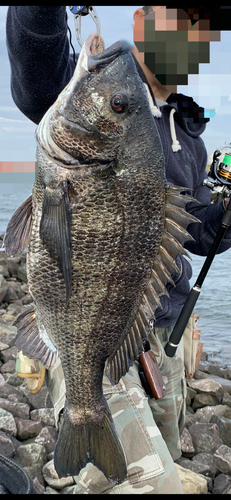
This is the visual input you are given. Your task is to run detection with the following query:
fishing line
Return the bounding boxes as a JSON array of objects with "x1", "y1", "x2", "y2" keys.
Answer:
[{"x1": 66, "y1": 12, "x2": 77, "y2": 66}]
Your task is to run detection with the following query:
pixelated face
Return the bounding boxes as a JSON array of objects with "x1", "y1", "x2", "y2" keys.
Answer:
[{"x1": 133, "y1": 6, "x2": 220, "y2": 87}]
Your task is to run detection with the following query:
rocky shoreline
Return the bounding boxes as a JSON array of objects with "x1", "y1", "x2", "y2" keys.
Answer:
[{"x1": 1, "y1": 233, "x2": 231, "y2": 494}]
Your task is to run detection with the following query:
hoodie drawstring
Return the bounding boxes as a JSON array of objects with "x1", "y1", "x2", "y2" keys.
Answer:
[
  {"x1": 143, "y1": 83, "x2": 181, "y2": 153},
  {"x1": 143, "y1": 83, "x2": 162, "y2": 118},
  {"x1": 169, "y1": 108, "x2": 181, "y2": 152}
]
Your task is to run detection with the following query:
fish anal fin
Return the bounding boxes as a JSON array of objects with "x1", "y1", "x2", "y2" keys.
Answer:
[
  {"x1": 3, "y1": 195, "x2": 33, "y2": 256},
  {"x1": 14, "y1": 303, "x2": 57, "y2": 369},
  {"x1": 40, "y1": 180, "x2": 72, "y2": 304},
  {"x1": 54, "y1": 402, "x2": 127, "y2": 484}
]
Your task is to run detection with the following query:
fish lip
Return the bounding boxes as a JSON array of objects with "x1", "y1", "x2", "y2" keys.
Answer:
[
  {"x1": 88, "y1": 39, "x2": 133, "y2": 72},
  {"x1": 54, "y1": 112, "x2": 97, "y2": 136}
]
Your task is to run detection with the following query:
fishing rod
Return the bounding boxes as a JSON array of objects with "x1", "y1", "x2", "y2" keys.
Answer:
[{"x1": 165, "y1": 148, "x2": 231, "y2": 357}]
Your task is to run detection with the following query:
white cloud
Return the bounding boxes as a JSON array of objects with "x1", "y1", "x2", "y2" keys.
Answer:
[{"x1": 0, "y1": 117, "x2": 29, "y2": 123}]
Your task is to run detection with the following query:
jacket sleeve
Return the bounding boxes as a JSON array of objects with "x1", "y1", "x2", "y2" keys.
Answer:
[
  {"x1": 6, "y1": 6, "x2": 76, "y2": 124},
  {"x1": 185, "y1": 144, "x2": 231, "y2": 256}
]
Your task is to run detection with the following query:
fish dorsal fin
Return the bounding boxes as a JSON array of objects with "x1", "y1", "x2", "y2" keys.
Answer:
[
  {"x1": 14, "y1": 303, "x2": 57, "y2": 369},
  {"x1": 105, "y1": 185, "x2": 200, "y2": 385},
  {"x1": 3, "y1": 195, "x2": 33, "y2": 256}
]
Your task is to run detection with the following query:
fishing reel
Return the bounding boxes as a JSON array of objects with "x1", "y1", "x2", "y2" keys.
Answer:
[{"x1": 203, "y1": 146, "x2": 231, "y2": 200}]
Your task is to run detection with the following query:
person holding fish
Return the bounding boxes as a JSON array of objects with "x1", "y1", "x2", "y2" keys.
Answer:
[{"x1": 5, "y1": 5, "x2": 231, "y2": 494}]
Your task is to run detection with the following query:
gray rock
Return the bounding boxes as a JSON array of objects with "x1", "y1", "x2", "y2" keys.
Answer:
[
  {"x1": 42, "y1": 459, "x2": 74, "y2": 490},
  {"x1": 0, "y1": 345, "x2": 18, "y2": 363},
  {"x1": 17, "y1": 264, "x2": 27, "y2": 283},
  {"x1": 198, "y1": 362, "x2": 228, "y2": 379},
  {"x1": 3, "y1": 286, "x2": 18, "y2": 303},
  {"x1": 15, "y1": 417, "x2": 43, "y2": 440},
  {"x1": 0, "y1": 407, "x2": 17, "y2": 436},
  {"x1": 213, "y1": 444, "x2": 231, "y2": 475},
  {"x1": 21, "y1": 384, "x2": 51, "y2": 409},
  {"x1": 35, "y1": 425, "x2": 58, "y2": 454},
  {"x1": 24, "y1": 464, "x2": 46, "y2": 487},
  {"x1": 0, "y1": 430, "x2": 15, "y2": 457},
  {"x1": 0, "y1": 373, "x2": 5, "y2": 386},
  {"x1": 32, "y1": 477, "x2": 46, "y2": 495},
  {"x1": 0, "y1": 398, "x2": 30, "y2": 419},
  {"x1": 0, "y1": 359, "x2": 16, "y2": 374},
  {"x1": 31, "y1": 408, "x2": 55, "y2": 427},
  {"x1": 188, "y1": 422, "x2": 223, "y2": 454},
  {"x1": 21, "y1": 293, "x2": 33, "y2": 305},
  {"x1": 5, "y1": 372, "x2": 24, "y2": 387},
  {"x1": 180, "y1": 426, "x2": 195, "y2": 458},
  {"x1": 0, "y1": 287, "x2": 7, "y2": 304},
  {"x1": 186, "y1": 386, "x2": 197, "y2": 406},
  {"x1": 6, "y1": 257, "x2": 20, "y2": 278},
  {"x1": 210, "y1": 413, "x2": 231, "y2": 447},
  {"x1": 192, "y1": 452, "x2": 219, "y2": 478},
  {"x1": 14, "y1": 442, "x2": 47, "y2": 468},
  {"x1": 206, "y1": 374, "x2": 231, "y2": 395},
  {"x1": 222, "y1": 392, "x2": 231, "y2": 408},
  {"x1": 0, "y1": 330, "x2": 17, "y2": 348},
  {"x1": 0, "y1": 382, "x2": 26, "y2": 402},
  {"x1": 0, "y1": 264, "x2": 10, "y2": 278},
  {"x1": 6, "y1": 303, "x2": 23, "y2": 317},
  {"x1": 192, "y1": 392, "x2": 219, "y2": 410},
  {"x1": 194, "y1": 404, "x2": 231, "y2": 423},
  {"x1": 213, "y1": 473, "x2": 231, "y2": 494},
  {"x1": 187, "y1": 378, "x2": 224, "y2": 402},
  {"x1": 0, "y1": 274, "x2": 6, "y2": 288}
]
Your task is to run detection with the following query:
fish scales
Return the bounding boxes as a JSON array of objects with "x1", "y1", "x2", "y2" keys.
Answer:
[{"x1": 3, "y1": 34, "x2": 199, "y2": 484}]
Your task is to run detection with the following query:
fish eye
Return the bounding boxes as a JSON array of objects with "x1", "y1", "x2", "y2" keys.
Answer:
[{"x1": 110, "y1": 93, "x2": 128, "y2": 113}]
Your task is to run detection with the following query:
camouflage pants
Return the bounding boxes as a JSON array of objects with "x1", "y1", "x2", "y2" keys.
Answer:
[{"x1": 45, "y1": 326, "x2": 185, "y2": 494}]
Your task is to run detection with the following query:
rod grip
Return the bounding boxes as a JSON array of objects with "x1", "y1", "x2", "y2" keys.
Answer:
[{"x1": 165, "y1": 286, "x2": 201, "y2": 357}]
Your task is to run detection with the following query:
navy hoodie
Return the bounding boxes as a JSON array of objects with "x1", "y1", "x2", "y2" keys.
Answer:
[{"x1": 6, "y1": 6, "x2": 231, "y2": 327}]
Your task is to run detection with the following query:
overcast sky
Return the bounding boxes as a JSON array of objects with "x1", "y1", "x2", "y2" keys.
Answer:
[{"x1": 0, "y1": 5, "x2": 231, "y2": 163}]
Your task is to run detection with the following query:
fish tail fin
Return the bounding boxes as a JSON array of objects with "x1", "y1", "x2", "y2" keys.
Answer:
[{"x1": 54, "y1": 403, "x2": 127, "y2": 484}]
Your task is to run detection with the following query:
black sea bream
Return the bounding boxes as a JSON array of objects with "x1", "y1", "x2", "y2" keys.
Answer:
[{"x1": 4, "y1": 33, "x2": 198, "y2": 484}]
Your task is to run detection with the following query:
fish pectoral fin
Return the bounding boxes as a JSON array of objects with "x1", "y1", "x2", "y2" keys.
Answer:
[
  {"x1": 54, "y1": 402, "x2": 127, "y2": 484},
  {"x1": 13, "y1": 303, "x2": 57, "y2": 369},
  {"x1": 3, "y1": 194, "x2": 33, "y2": 256},
  {"x1": 40, "y1": 181, "x2": 72, "y2": 304}
]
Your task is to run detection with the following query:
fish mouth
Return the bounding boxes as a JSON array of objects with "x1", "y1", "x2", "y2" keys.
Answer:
[{"x1": 36, "y1": 34, "x2": 133, "y2": 167}]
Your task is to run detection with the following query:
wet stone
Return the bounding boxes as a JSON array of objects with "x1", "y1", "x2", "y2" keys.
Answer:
[{"x1": 213, "y1": 444, "x2": 231, "y2": 475}]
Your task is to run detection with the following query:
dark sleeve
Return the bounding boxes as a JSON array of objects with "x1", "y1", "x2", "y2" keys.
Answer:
[
  {"x1": 6, "y1": 6, "x2": 76, "y2": 124},
  {"x1": 185, "y1": 146, "x2": 231, "y2": 256}
]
